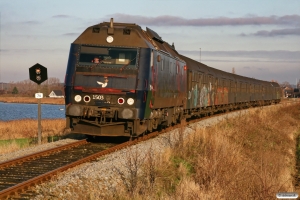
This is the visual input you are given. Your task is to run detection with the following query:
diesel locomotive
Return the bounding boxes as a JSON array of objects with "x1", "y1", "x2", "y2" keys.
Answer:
[{"x1": 64, "y1": 18, "x2": 281, "y2": 137}]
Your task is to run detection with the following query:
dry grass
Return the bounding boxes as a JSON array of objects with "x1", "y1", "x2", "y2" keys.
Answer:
[
  {"x1": 0, "y1": 97, "x2": 64, "y2": 105},
  {"x1": 33, "y1": 103, "x2": 300, "y2": 199},
  {"x1": 0, "y1": 119, "x2": 67, "y2": 154},
  {"x1": 0, "y1": 119, "x2": 66, "y2": 140},
  {"x1": 0, "y1": 140, "x2": 29, "y2": 154}
]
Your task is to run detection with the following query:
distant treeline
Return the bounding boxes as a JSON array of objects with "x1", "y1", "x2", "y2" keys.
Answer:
[{"x1": 0, "y1": 77, "x2": 64, "y2": 97}]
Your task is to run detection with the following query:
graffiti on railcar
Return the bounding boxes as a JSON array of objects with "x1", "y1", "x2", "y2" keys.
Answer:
[
  {"x1": 215, "y1": 86, "x2": 229, "y2": 105},
  {"x1": 193, "y1": 84, "x2": 198, "y2": 107},
  {"x1": 209, "y1": 82, "x2": 215, "y2": 106},
  {"x1": 200, "y1": 84, "x2": 208, "y2": 107},
  {"x1": 189, "y1": 80, "x2": 227, "y2": 108},
  {"x1": 224, "y1": 87, "x2": 229, "y2": 104}
]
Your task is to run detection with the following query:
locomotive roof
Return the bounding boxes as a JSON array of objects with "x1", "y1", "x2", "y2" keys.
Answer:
[
  {"x1": 179, "y1": 54, "x2": 276, "y2": 86},
  {"x1": 73, "y1": 18, "x2": 181, "y2": 60}
]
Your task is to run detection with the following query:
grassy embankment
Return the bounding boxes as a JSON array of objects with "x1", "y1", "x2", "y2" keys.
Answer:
[
  {"x1": 0, "y1": 119, "x2": 67, "y2": 154},
  {"x1": 0, "y1": 97, "x2": 66, "y2": 154},
  {"x1": 35, "y1": 102, "x2": 300, "y2": 199},
  {"x1": 0, "y1": 96, "x2": 64, "y2": 105}
]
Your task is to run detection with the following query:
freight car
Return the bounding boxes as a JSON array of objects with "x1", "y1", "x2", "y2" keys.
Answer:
[{"x1": 64, "y1": 18, "x2": 281, "y2": 137}]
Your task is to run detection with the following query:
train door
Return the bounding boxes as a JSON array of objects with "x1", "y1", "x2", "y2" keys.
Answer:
[
  {"x1": 224, "y1": 79, "x2": 229, "y2": 104},
  {"x1": 187, "y1": 71, "x2": 193, "y2": 109},
  {"x1": 198, "y1": 73, "x2": 203, "y2": 108},
  {"x1": 238, "y1": 81, "x2": 242, "y2": 102},
  {"x1": 229, "y1": 80, "x2": 234, "y2": 104},
  {"x1": 214, "y1": 77, "x2": 218, "y2": 105},
  {"x1": 221, "y1": 79, "x2": 225, "y2": 104},
  {"x1": 191, "y1": 71, "x2": 198, "y2": 108},
  {"x1": 216, "y1": 78, "x2": 222, "y2": 104},
  {"x1": 198, "y1": 73, "x2": 204, "y2": 108}
]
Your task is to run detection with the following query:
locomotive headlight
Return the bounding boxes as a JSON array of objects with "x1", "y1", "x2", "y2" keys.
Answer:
[
  {"x1": 106, "y1": 36, "x2": 114, "y2": 43},
  {"x1": 122, "y1": 108, "x2": 133, "y2": 119},
  {"x1": 127, "y1": 98, "x2": 134, "y2": 105},
  {"x1": 74, "y1": 95, "x2": 82, "y2": 102}
]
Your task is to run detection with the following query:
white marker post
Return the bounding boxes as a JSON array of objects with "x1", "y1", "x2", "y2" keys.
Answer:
[{"x1": 35, "y1": 92, "x2": 43, "y2": 144}]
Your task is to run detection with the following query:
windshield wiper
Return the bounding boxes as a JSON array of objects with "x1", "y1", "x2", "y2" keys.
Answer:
[{"x1": 120, "y1": 57, "x2": 136, "y2": 72}]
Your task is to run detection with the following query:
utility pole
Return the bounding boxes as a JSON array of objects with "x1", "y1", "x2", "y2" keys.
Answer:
[{"x1": 199, "y1": 48, "x2": 201, "y2": 62}]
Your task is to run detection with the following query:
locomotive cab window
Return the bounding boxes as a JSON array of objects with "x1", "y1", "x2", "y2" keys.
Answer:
[{"x1": 79, "y1": 46, "x2": 138, "y2": 69}]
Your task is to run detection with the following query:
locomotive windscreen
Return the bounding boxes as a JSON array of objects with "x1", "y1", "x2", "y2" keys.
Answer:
[
  {"x1": 74, "y1": 46, "x2": 138, "y2": 91},
  {"x1": 79, "y1": 46, "x2": 137, "y2": 68}
]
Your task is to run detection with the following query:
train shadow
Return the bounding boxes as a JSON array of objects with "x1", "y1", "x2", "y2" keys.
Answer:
[
  {"x1": 45, "y1": 133, "x2": 131, "y2": 144},
  {"x1": 86, "y1": 135, "x2": 131, "y2": 144}
]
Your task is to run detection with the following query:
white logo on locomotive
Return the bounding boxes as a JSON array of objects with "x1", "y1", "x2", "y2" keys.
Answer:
[{"x1": 97, "y1": 76, "x2": 109, "y2": 88}]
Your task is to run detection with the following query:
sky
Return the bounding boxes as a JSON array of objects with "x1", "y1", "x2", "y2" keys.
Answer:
[{"x1": 0, "y1": 0, "x2": 299, "y2": 85}]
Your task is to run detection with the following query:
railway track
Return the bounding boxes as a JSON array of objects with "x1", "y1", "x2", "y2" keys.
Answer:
[
  {"x1": 0, "y1": 139, "x2": 117, "y2": 199},
  {"x1": 0, "y1": 101, "x2": 296, "y2": 199},
  {"x1": 0, "y1": 127, "x2": 175, "y2": 199}
]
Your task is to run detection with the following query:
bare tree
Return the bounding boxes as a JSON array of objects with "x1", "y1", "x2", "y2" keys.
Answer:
[
  {"x1": 5, "y1": 77, "x2": 63, "y2": 97},
  {"x1": 46, "y1": 77, "x2": 63, "y2": 95},
  {"x1": 280, "y1": 81, "x2": 291, "y2": 88}
]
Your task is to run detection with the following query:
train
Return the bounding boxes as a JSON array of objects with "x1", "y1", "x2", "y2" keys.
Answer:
[{"x1": 64, "y1": 18, "x2": 281, "y2": 137}]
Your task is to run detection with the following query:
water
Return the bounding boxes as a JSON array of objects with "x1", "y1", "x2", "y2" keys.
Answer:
[{"x1": 0, "y1": 102, "x2": 65, "y2": 121}]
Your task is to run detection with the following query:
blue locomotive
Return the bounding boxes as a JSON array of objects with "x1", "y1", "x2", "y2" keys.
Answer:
[{"x1": 64, "y1": 18, "x2": 281, "y2": 137}]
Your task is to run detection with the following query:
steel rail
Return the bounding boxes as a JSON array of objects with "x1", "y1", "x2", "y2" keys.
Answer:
[{"x1": 0, "y1": 139, "x2": 88, "y2": 170}]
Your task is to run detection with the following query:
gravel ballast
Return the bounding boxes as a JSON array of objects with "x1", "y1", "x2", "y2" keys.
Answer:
[{"x1": 32, "y1": 108, "x2": 256, "y2": 199}]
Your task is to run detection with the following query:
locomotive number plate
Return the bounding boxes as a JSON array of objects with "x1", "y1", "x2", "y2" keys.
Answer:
[{"x1": 93, "y1": 95, "x2": 104, "y2": 100}]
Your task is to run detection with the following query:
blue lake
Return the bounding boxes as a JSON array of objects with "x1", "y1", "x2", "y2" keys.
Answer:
[{"x1": 0, "y1": 102, "x2": 66, "y2": 121}]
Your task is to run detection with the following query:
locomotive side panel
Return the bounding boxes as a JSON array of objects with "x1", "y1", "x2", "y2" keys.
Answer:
[{"x1": 151, "y1": 51, "x2": 186, "y2": 109}]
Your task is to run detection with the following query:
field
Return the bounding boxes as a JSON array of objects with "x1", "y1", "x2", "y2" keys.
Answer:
[
  {"x1": 0, "y1": 119, "x2": 67, "y2": 154},
  {"x1": 35, "y1": 102, "x2": 300, "y2": 199},
  {"x1": 0, "y1": 96, "x2": 64, "y2": 105}
]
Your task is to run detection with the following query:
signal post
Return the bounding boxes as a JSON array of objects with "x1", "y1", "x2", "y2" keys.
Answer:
[{"x1": 29, "y1": 63, "x2": 48, "y2": 144}]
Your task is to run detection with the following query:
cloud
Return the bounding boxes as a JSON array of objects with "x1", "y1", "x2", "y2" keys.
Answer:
[
  {"x1": 52, "y1": 15, "x2": 72, "y2": 18},
  {"x1": 21, "y1": 20, "x2": 40, "y2": 25},
  {"x1": 108, "y1": 14, "x2": 300, "y2": 27},
  {"x1": 252, "y1": 28, "x2": 300, "y2": 37},
  {"x1": 242, "y1": 66, "x2": 268, "y2": 71},
  {"x1": 62, "y1": 33, "x2": 79, "y2": 36},
  {"x1": 1, "y1": 48, "x2": 67, "y2": 54}
]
